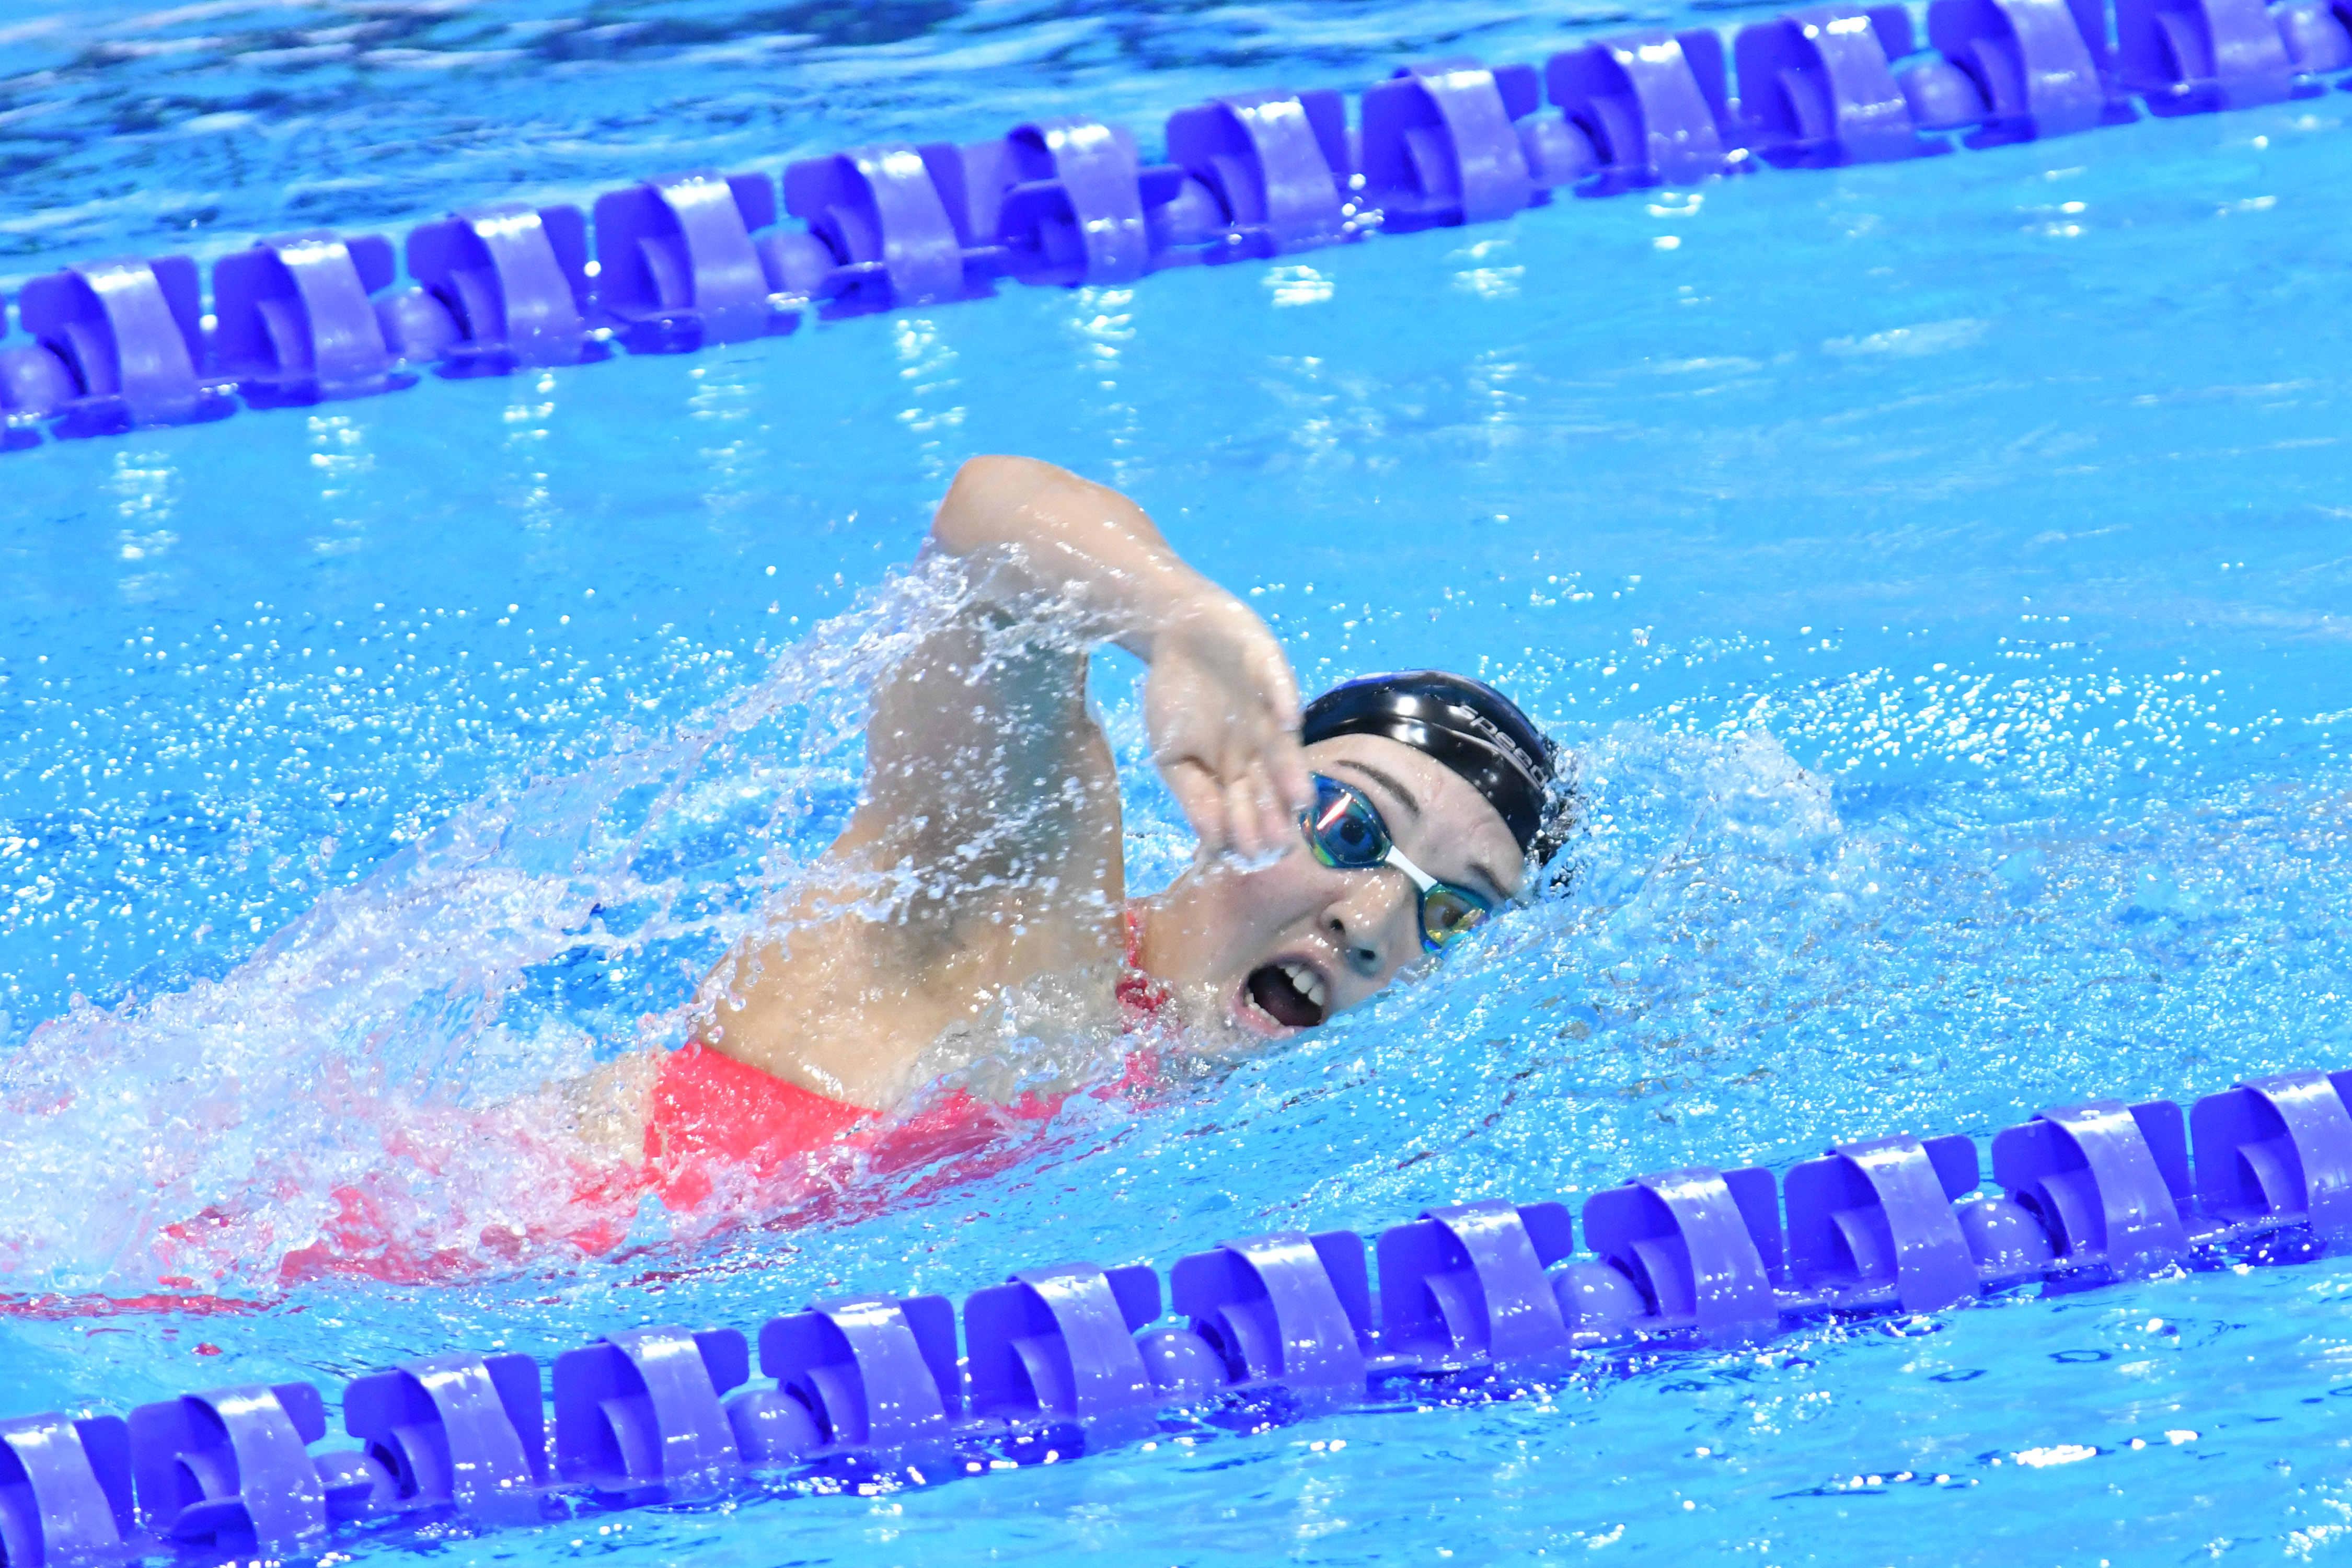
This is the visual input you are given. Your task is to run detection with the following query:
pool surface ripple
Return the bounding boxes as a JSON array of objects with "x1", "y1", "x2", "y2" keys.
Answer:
[{"x1": 2, "y1": 1, "x2": 2350, "y2": 1564}]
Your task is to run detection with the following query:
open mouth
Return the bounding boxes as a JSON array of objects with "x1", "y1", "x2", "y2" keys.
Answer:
[{"x1": 1242, "y1": 960, "x2": 1329, "y2": 1031}]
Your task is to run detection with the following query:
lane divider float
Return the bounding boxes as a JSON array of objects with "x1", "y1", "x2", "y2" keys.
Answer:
[
  {"x1": 2, "y1": 0, "x2": 2346, "y2": 451},
  {"x1": 1, "y1": 1066, "x2": 2347, "y2": 1556}
]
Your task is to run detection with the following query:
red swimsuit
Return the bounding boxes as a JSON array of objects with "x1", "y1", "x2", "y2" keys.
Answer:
[
  {"x1": 638, "y1": 1042, "x2": 875, "y2": 1210},
  {"x1": 167, "y1": 916, "x2": 1171, "y2": 1288},
  {"x1": 638, "y1": 909, "x2": 1170, "y2": 1212}
]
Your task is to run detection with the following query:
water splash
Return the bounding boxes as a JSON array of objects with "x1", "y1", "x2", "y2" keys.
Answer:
[
  {"x1": 0, "y1": 560, "x2": 1005, "y2": 1295},
  {"x1": 8, "y1": 593, "x2": 2348, "y2": 1308}
]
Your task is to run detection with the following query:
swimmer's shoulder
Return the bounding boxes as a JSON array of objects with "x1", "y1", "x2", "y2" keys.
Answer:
[{"x1": 695, "y1": 868, "x2": 1125, "y2": 1109}]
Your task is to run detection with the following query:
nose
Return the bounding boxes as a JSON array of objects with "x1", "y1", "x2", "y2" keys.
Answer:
[{"x1": 1323, "y1": 871, "x2": 1414, "y2": 979}]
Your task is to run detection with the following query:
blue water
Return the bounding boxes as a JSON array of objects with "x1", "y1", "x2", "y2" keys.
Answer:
[{"x1": 6, "y1": 2, "x2": 2352, "y2": 1563}]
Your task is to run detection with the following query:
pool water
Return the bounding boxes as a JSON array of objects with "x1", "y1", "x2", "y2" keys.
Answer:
[{"x1": 4, "y1": 1, "x2": 2352, "y2": 1563}]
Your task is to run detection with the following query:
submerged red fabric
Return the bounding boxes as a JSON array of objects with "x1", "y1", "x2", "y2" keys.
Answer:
[
  {"x1": 641, "y1": 1041, "x2": 878, "y2": 1210},
  {"x1": 136, "y1": 913, "x2": 1177, "y2": 1291}
]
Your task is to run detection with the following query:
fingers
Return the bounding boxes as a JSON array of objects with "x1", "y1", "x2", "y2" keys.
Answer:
[
  {"x1": 1172, "y1": 753, "x2": 1292, "y2": 863},
  {"x1": 1255, "y1": 748, "x2": 1304, "y2": 859},
  {"x1": 1254, "y1": 756, "x2": 1297, "y2": 857},
  {"x1": 1189, "y1": 698, "x2": 1306, "y2": 862},
  {"x1": 1264, "y1": 717, "x2": 1311, "y2": 818},
  {"x1": 1163, "y1": 761, "x2": 1231, "y2": 857},
  {"x1": 1247, "y1": 631, "x2": 1312, "y2": 818},
  {"x1": 1146, "y1": 596, "x2": 1310, "y2": 861},
  {"x1": 1220, "y1": 774, "x2": 1261, "y2": 860},
  {"x1": 1237, "y1": 674, "x2": 1309, "y2": 831},
  {"x1": 1219, "y1": 759, "x2": 1290, "y2": 862}
]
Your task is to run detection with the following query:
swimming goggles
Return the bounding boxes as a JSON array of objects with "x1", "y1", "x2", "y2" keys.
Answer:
[{"x1": 1300, "y1": 773, "x2": 1494, "y2": 952}]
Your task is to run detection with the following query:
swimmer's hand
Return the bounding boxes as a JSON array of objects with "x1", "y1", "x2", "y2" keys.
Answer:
[
  {"x1": 928, "y1": 453, "x2": 1311, "y2": 858},
  {"x1": 1146, "y1": 589, "x2": 1312, "y2": 862}
]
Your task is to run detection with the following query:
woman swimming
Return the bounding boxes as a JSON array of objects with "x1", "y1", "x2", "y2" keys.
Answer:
[{"x1": 567, "y1": 455, "x2": 1575, "y2": 1203}]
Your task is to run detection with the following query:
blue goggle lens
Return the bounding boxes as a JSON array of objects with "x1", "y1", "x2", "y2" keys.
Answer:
[{"x1": 1300, "y1": 775, "x2": 1493, "y2": 951}]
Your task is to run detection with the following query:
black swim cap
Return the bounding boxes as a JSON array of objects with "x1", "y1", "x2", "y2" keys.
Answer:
[{"x1": 1299, "y1": 670, "x2": 1572, "y2": 865}]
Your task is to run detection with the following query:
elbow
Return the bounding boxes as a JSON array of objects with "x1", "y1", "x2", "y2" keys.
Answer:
[
  {"x1": 949, "y1": 453, "x2": 1020, "y2": 492},
  {"x1": 932, "y1": 454, "x2": 1050, "y2": 556}
]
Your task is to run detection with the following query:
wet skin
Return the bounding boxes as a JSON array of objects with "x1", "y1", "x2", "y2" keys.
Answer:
[
  {"x1": 562, "y1": 455, "x2": 1523, "y2": 1154},
  {"x1": 1138, "y1": 733, "x2": 1526, "y2": 1040}
]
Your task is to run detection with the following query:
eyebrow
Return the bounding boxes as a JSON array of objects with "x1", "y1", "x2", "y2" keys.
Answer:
[
  {"x1": 1330, "y1": 760, "x2": 1515, "y2": 904},
  {"x1": 1331, "y1": 759, "x2": 1421, "y2": 817},
  {"x1": 1466, "y1": 859, "x2": 1514, "y2": 905}
]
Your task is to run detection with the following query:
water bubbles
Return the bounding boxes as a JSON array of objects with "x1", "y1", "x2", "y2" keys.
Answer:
[{"x1": 0, "y1": 559, "x2": 1057, "y2": 1292}]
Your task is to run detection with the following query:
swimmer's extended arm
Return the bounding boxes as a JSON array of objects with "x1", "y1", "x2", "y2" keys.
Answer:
[
  {"x1": 686, "y1": 456, "x2": 1305, "y2": 1111},
  {"x1": 927, "y1": 455, "x2": 1311, "y2": 858}
]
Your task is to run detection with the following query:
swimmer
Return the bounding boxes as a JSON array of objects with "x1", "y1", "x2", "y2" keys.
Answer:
[{"x1": 566, "y1": 455, "x2": 1574, "y2": 1200}]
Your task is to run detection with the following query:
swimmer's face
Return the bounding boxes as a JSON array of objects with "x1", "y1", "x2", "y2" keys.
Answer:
[{"x1": 1141, "y1": 733, "x2": 1526, "y2": 1042}]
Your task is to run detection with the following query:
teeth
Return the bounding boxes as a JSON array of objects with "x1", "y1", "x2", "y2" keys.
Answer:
[{"x1": 1281, "y1": 962, "x2": 1328, "y2": 1011}]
